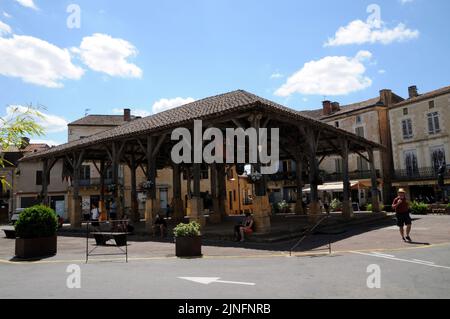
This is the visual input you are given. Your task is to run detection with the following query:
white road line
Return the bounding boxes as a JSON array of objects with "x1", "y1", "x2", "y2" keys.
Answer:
[
  {"x1": 412, "y1": 259, "x2": 435, "y2": 265},
  {"x1": 371, "y1": 252, "x2": 395, "y2": 258},
  {"x1": 350, "y1": 251, "x2": 450, "y2": 270}
]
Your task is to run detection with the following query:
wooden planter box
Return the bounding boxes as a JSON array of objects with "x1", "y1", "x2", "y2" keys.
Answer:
[
  {"x1": 175, "y1": 236, "x2": 202, "y2": 257},
  {"x1": 15, "y1": 236, "x2": 57, "y2": 259}
]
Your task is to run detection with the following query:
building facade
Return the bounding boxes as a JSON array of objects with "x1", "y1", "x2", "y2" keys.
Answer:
[{"x1": 390, "y1": 85, "x2": 450, "y2": 202}]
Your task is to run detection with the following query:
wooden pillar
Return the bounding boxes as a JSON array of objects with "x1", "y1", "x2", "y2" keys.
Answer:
[
  {"x1": 368, "y1": 148, "x2": 381, "y2": 213},
  {"x1": 145, "y1": 136, "x2": 158, "y2": 231},
  {"x1": 341, "y1": 139, "x2": 353, "y2": 219},
  {"x1": 99, "y1": 160, "x2": 107, "y2": 221},
  {"x1": 172, "y1": 163, "x2": 184, "y2": 222},
  {"x1": 41, "y1": 159, "x2": 49, "y2": 206},
  {"x1": 217, "y1": 163, "x2": 227, "y2": 220},
  {"x1": 250, "y1": 113, "x2": 271, "y2": 233},
  {"x1": 130, "y1": 154, "x2": 139, "y2": 222},
  {"x1": 295, "y1": 157, "x2": 305, "y2": 215},
  {"x1": 306, "y1": 128, "x2": 321, "y2": 215},
  {"x1": 189, "y1": 163, "x2": 205, "y2": 226},
  {"x1": 69, "y1": 152, "x2": 84, "y2": 228},
  {"x1": 209, "y1": 163, "x2": 222, "y2": 223},
  {"x1": 111, "y1": 142, "x2": 123, "y2": 219}
]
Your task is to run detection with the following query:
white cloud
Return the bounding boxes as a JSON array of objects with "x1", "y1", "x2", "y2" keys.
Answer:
[
  {"x1": 270, "y1": 72, "x2": 284, "y2": 79},
  {"x1": 325, "y1": 19, "x2": 419, "y2": 46},
  {"x1": 0, "y1": 20, "x2": 12, "y2": 35},
  {"x1": 15, "y1": 0, "x2": 38, "y2": 10},
  {"x1": 378, "y1": 69, "x2": 386, "y2": 74},
  {"x1": 400, "y1": 0, "x2": 414, "y2": 4},
  {"x1": 275, "y1": 51, "x2": 373, "y2": 97},
  {"x1": 112, "y1": 108, "x2": 151, "y2": 118},
  {"x1": 0, "y1": 34, "x2": 84, "y2": 88},
  {"x1": 3, "y1": 105, "x2": 68, "y2": 133},
  {"x1": 152, "y1": 97, "x2": 196, "y2": 114},
  {"x1": 30, "y1": 139, "x2": 62, "y2": 146},
  {"x1": 75, "y1": 33, "x2": 142, "y2": 78},
  {"x1": 3, "y1": 12, "x2": 12, "y2": 19}
]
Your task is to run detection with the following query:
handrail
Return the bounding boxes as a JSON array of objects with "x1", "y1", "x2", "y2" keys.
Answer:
[{"x1": 289, "y1": 213, "x2": 332, "y2": 257}]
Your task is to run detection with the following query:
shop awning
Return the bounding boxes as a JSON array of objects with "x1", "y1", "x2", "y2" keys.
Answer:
[{"x1": 303, "y1": 181, "x2": 364, "y2": 193}]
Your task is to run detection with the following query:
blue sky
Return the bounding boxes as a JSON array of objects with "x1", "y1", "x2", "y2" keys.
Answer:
[{"x1": 1, "y1": 0, "x2": 449, "y2": 145}]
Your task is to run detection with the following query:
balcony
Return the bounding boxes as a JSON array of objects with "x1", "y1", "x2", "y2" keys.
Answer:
[
  {"x1": 393, "y1": 166, "x2": 450, "y2": 181},
  {"x1": 322, "y1": 170, "x2": 380, "y2": 183},
  {"x1": 79, "y1": 178, "x2": 124, "y2": 187}
]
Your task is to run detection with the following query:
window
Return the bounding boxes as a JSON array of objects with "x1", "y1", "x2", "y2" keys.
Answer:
[
  {"x1": 357, "y1": 156, "x2": 369, "y2": 171},
  {"x1": 403, "y1": 108, "x2": 408, "y2": 115},
  {"x1": 429, "y1": 100, "x2": 435, "y2": 109},
  {"x1": 356, "y1": 115, "x2": 362, "y2": 124},
  {"x1": 335, "y1": 158, "x2": 343, "y2": 174},
  {"x1": 430, "y1": 146, "x2": 446, "y2": 171},
  {"x1": 355, "y1": 127, "x2": 365, "y2": 138},
  {"x1": 80, "y1": 165, "x2": 91, "y2": 180},
  {"x1": 404, "y1": 150, "x2": 419, "y2": 176},
  {"x1": 428, "y1": 112, "x2": 440, "y2": 134},
  {"x1": 36, "y1": 171, "x2": 43, "y2": 185},
  {"x1": 402, "y1": 119, "x2": 413, "y2": 139},
  {"x1": 335, "y1": 121, "x2": 340, "y2": 128}
]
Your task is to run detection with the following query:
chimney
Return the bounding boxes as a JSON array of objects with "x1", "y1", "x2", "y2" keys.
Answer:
[
  {"x1": 20, "y1": 137, "x2": 30, "y2": 149},
  {"x1": 322, "y1": 100, "x2": 333, "y2": 116},
  {"x1": 408, "y1": 85, "x2": 419, "y2": 99},
  {"x1": 331, "y1": 102, "x2": 340, "y2": 112},
  {"x1": 124, "y1": 108, "x2": 131, "y2": 122}
]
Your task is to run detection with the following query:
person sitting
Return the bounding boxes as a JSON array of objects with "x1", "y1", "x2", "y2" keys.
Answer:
[
  {"x1": 91, "y1": 204, "x2": 100, "y2": 227},
  {"x1": 234, "y1": 212, "x2": 254, "y2": 242},
  {"x1": 118, "y1": 214, "x2": 135, "y2": 234},
  {"x1": 153, "y1": 214, "x2": 167, "y2": 238}
]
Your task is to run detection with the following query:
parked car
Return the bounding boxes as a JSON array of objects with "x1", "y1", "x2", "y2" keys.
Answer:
[{"x1": 9, "y1": 208, "x2": 25, "y2": 225}]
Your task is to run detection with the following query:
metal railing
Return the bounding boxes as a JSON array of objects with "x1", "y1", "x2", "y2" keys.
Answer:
[
  {"x1": 79, "y1": 178, "x2": 124, "y2": 187},
  {"x1": 394, "y1": 165, "x2": 450, "y2": 181},
  {"x1": 289, "y1": 214, "x2": 332, "y2": 257}
]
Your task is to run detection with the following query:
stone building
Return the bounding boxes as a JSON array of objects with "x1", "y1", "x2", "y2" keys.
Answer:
[{"x1": 389, "y1": 85, "x2": 450, "y2": 201}]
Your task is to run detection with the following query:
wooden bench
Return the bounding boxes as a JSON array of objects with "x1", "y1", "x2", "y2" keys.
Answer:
[{"x1": 91, "y1": 232, "x2": 129, "y2": 247}]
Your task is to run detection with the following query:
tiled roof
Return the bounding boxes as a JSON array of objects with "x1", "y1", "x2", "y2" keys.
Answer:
[
  {"x1": 393, "y1": 85, "x2": 450, "y2": 108},
  {"x1": 69, "y1": 115, "x2": 140, "y2": 126},
  {"x1": 22, "y1": 90, "x2": 381, "y2": 161},
  {"x1": 300, "y1": 97, "x2": 382, "y2": 120}
]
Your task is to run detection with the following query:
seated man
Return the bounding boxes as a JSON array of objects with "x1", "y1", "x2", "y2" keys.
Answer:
[
  {"x1": 234, "y1": 212, "x2": 254, "y2": 242},
  {"x1": 153, "y1": 214, "x2": 168, "y2": 238}
]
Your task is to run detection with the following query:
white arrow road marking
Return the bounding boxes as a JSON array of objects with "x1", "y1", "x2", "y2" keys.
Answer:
[
  {"x1": 179, "y1": 277, "x2": 256, "y2": 286},
  {"x1": 351, "y1": 251, "x2": 450, "y2": 270}
]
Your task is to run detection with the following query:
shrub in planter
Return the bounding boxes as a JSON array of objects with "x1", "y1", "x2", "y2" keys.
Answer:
[
  {"x1": 330, "y1": 199, "x2": 342, "y2": 212},
  {"x1": 410, "y1": 201, "x2": 429, "y2": 215},
  {"x1": 366, "y1": 203, "x2": 385, "y2": 212},
  {"x1": 173, "y1": 222, "x2": 202, "y2": 257},
  {"x1": 15, "y1": 205, "x2": 58, "y2": 259}
]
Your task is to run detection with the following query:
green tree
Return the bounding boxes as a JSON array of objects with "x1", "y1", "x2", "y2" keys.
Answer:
[{"x1": 0, "y1": 105, "x2": 44, "y2": 189}]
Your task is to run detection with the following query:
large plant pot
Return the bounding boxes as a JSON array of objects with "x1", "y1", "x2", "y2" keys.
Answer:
[
  {"x1": 15, "y1": 236, "x2": 57, "y2": 259},
  {"x1": 175, "y1": 236, "x2": 202, "y2": 257}
]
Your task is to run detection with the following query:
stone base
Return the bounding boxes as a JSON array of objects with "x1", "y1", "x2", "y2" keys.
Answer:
[
  {"x1": 342, "y1": 200, "x2": 354, "y2": 219},
  {"x1": 295, "y1": 200, "x2": 305, "y2": 215},
  {"x1": 209, "y1": 198, "x2": 225, "y2": 224},
  {"x1": 253, "y1": 196, "x2": 271, "y2": 234},
  {"x1": 145, "y1": 198, "x2": 157, "y2": 232},
  {"x1": 69, "y1": 198, "x2": 81, "y2": 228},
  {"x1": 172, "y1": 198, "x2": 185, "y2": 222},
  {"x1": 188, "y1": 197, "x2": 206, "y2": 227},
  {"x1": 307, "y1": 202, "x2": 324, "y2": 221}
]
